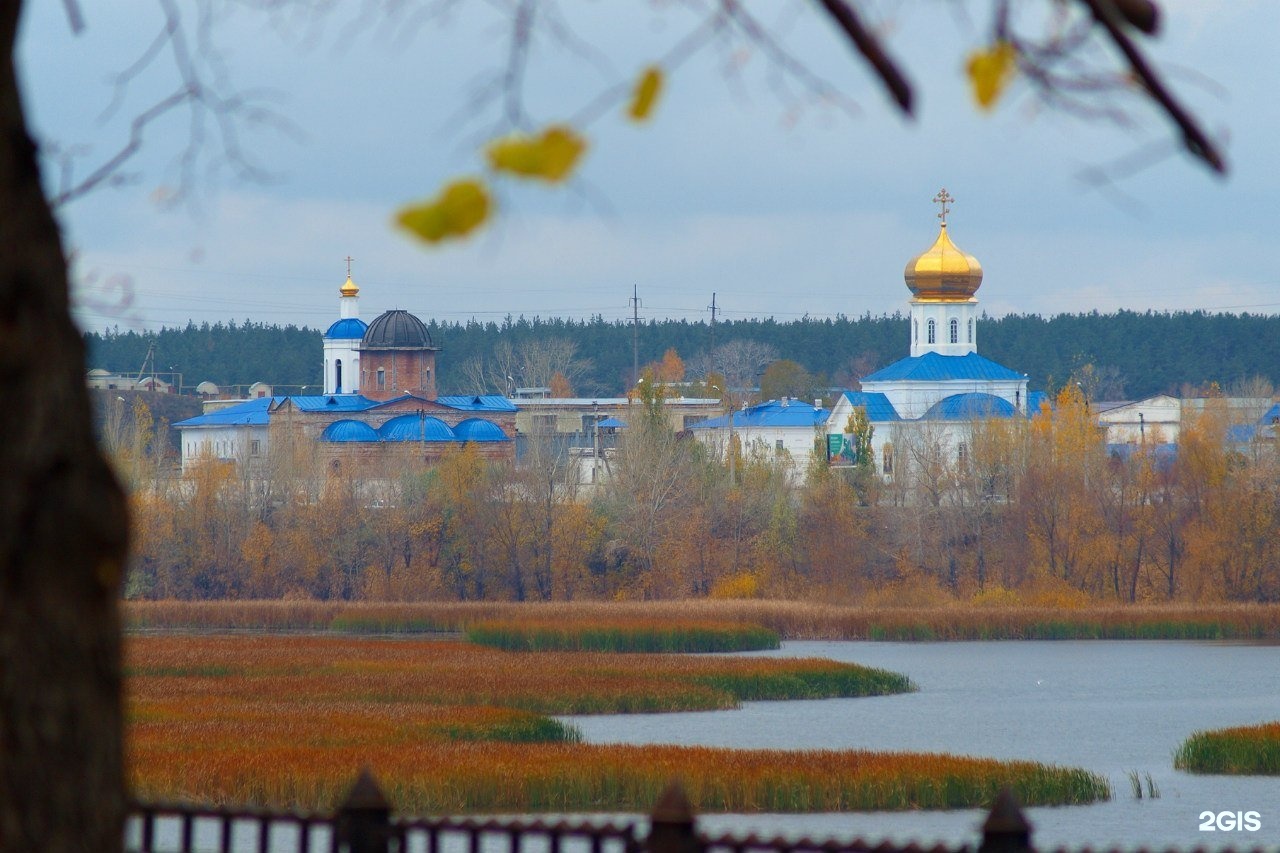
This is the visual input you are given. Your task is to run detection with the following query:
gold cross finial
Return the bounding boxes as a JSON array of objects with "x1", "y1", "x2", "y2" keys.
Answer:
[
  {"x1": 933, "y1": 188, "x2": 954, "y2": 225},
  {"x1": 344, "y1": 255, "x2": 355, "y2": 278}
]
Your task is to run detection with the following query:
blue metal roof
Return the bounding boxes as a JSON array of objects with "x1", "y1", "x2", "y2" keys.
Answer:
[
  {"x1": 922, "y1": 392, "x2": 1017, "y2": 421},
  {"x1": 321, "y1": 420, "x2": 380, "y2": 442},
  {"x1": 1260, "y1": 403, "x2": 1280, "y2": 424},
  {"x1": 436, "y1": 394, "x2": 518, "y2": 412},
  {"x1": 1026, "y1": 390, "x2": 1051, "y2": 416},
  {"x1": 378, "y1": 414, "x2": 456, "y2": 442},
  {"x1": 688, "y1": 399, "x2": 830, "y2": 430},
  {"x1": 862, "y1": 352, "x2": 1025, "y2": 383},
  {"x1": 287, "y1": 394, "x2": 379, "y2": 412},
  {"x1": 173, "y1": 397, "x2": 271, "y2": 428},
  {"x1": 838, "y1": 391, "x2": 900, "y2": 422},
  {"x1": 597, "y1": 417, "x2": 628, "y2": 429},
  {"x1": 324, "y1": 317, "x2": 368, "y2": 340},
  {"x1": 453, "y1": 418, "x2": 509, "y2": 442}
]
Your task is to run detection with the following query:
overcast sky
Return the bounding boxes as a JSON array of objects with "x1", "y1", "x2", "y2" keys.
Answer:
[{"x1": 18, "y1": 1, "x2": 1277, "y2": 336}]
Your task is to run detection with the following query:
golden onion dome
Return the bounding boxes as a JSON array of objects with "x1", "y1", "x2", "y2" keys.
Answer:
[
  {"x1": 340, "y1": 275, "x2": 360, "y2": 297},
  {"x1": 904, "y1": 222, "x2": 983, "y2": 301}
]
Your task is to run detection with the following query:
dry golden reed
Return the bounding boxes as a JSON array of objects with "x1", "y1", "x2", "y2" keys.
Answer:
[
  {"x1": 125, "y1": 599, "x2": 1280, "y2": 641},
  {"x1": 126, "y1": 635, "x2": 1107, "y2": 814}
]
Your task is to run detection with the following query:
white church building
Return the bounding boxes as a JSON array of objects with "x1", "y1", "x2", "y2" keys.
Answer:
[{"x1": 826, "y1": 189, "x2": 1038, "y2": 481}]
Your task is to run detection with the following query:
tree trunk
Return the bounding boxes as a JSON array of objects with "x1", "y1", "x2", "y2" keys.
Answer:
[{"x1": 0, "y1": 4, "x2": 130, "y2": 850}]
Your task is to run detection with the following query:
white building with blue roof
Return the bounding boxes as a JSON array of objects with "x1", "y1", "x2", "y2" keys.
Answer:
[
  {"x1": 687, "y1": 398, "x2": 830, "y2": 480},
  {"x1": 827, "y1": 190, "x2": 1032, "y2": 479}
]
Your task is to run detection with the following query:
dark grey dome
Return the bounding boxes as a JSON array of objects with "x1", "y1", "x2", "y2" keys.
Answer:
[{"x1": 361, "y1": 310, "x2": 433, "y2": 349}]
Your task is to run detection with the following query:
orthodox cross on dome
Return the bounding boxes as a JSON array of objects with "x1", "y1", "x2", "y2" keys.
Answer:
[
  {"x1": 344, "y1": 255, "x2": 355, "y2": 277},
  {"x1": 932, "y1": 188, "x2": 954, "y2": 225}
]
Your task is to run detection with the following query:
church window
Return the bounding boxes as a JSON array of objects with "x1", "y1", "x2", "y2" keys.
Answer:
[
  {"x1": 335, "y1": 359, "x2": 343, "y2": 393},
  {"x1": 927, "y1": 319, "x2": 936, "y2": 344},
  {"x1": 949, "y1": 318, "x2": 959, "y2": 344},
  {"x1": 968, "y1": 318, "x2": 974, "y2": 343},
  {"x1": 250, "y1": 440, "x2": 261, "y2": 456},
  {"x1": 913, "y1": 319, "x2": 918, "y2": 342},
  {"x1": 883, "y1": 443, "x2": 893, "y2": 474},
  {"x1": 957, "y1": 442, "x2": 968, "y2": 466},
  {"x1": 376, "y1": 367, "x2": 386, "y2": 390}
]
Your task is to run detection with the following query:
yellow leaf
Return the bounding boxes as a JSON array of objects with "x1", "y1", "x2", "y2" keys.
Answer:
[
  {"x1": 966, "y1": 41, "x2": 1017, "y2": 111},
  {"x1": 485, "y1": 125, "x2": 587, "y2": 183},
  {"x1": 396, "y1": 178, "x2": 491, "y2": 244},
  {"x1": 627, "y1": 65, "x2": 664, "y2": 122}
]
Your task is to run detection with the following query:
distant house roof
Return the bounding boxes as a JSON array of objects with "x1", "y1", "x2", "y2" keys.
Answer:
[
  {"x1": 861, "y1": 352, "x2": 1025, "y2": 383},
  {"x1": 436, "y1": 394, "x2": 518, "y2": 413},
  {"x1": 688, "y1": 399, "x2": 830, "y2": 430},
  {"x1": 174, "y1": 397, "x2": 272, "y2": 428},
  {"x1": 836, "y1": 391, "x2": 900, "y2": 423},
  {"x1": 922, "y1": 392, "x2": 1017, "y2": 421},
  {"x1": 597, "y1": 417, "x2": 628, "y2": 429},
  {"x1": 177, "y1": 393, "x2": 515, "y2": 430},
  {"x1": 286, "y1": 394, "x2": 379, "y2": 413},
  {"x1": 324, "y1": 317, "x2": 368, "y2": 340}
]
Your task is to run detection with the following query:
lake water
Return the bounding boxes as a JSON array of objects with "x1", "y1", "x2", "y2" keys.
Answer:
[{"x1": 562, "y1": 641, "x2": 1280, "y2": 850}]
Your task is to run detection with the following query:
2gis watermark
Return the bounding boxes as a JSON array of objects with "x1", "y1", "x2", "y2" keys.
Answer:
[{"x1": 1199, "y1": 810, "x2": 1262, "y2": 832}]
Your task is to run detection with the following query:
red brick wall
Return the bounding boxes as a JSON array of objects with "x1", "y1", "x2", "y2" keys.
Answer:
[{"x1": 360, "y1": 350, "x2": 438, "y2": 401}]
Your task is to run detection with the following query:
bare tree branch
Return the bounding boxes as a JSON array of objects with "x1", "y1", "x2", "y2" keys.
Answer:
[
  {"x1": 1081, "y1": 0, "x2": 1226, "y2": 174},
  {"x1": 814, "y1": 0, "x2": 913, "y2": 115}
]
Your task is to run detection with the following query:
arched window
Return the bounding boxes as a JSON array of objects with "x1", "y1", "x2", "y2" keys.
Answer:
[
  {"x1": 913, "y1": 319, "x2": 918, "y2": 342},
  {"x1": 927, "y1": 319, "x2": 936, "y2": 344},
  {"x1": 335, "y1": 359, "x2": 343, "y2": 393},
  {"x1": 882, "y1": 443, "x2": 894, "y2": 474},
  {"x1": 949, "y1": 318, "x2": 959, "y2": 344},
  {"x1": 968, "y1": 318, "x2": 974, "y2": 343}
]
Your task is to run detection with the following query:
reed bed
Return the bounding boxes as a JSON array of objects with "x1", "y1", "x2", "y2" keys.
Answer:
[
  {"x1": 124, "y1": 600, "x2": 1280, "y2": 641},
  {"x1": 1173, "y1": 721, "x2": 1280, "y2": 774},
  {"x1": 465, "y1": 619, "x2": 780, "y2": 653},
  {"x1": 126, "y1": 635, "x2": 1106, "y2": 813},
  {"x1": 128, "y1": 635, "x2": 913, "y2": 715},
  {"x1": 129, "y1": 741, "x2": 1110, "y2": 814}
]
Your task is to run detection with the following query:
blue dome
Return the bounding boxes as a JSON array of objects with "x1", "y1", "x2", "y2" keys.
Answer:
[
  {"x1": 325, "y1": 317, "x2": 368, "y2": 340},
  {"x1": 453, "y1": 418, "x2": 509, "y2": 442},
  {"x1": 922, "y1": 393, "x2": 1016, "y2": 421},
  {"x1": 378, "y1": 414, "x2": 456, "y2": 442},
  {"x1": 320, "y1": 419, "x2": 379, "y2": 442}
]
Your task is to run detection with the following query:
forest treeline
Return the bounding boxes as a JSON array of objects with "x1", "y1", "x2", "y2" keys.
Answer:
[
  {"x1": 86, "y1": 310, "x2": 1280, "y2": 399},
  {"x1": 117, "y1": 391, "x2": 1280, "y2": 604}
]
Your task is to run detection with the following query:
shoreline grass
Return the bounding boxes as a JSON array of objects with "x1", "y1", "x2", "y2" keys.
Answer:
[
  {"x1": 466, "y1": 619, "x2": 780, "y2": 653},
  {"x1": 125, "y1": 634, "x2": 1104, "y2": 814},
  {"x1": 1174, "y1": 722, "x2": 1280, "y2": 774},
  {"x1": 123, "y1": 600, "x2": 1280, "y2": 642},
  {"x1": 129, "y1": 741, "x2": 1110, "y2": 814}
]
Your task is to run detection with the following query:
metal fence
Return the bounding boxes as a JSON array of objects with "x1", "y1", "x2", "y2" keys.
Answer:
[{"x1": 125, "y1": 771, "x2": 1051, "y2": 853}]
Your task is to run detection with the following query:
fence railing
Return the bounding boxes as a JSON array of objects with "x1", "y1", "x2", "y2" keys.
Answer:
[{"x1": 122, "y1": 771, "x2": 1054, "y2": 853}]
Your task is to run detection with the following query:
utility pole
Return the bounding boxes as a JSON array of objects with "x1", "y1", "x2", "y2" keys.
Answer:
[
  {"x1": 708, "y1": 292, "x2": 717, "y2": 359},
  {"x1": 630, "y1": 285, "x2": 641, "y2": 386}
]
